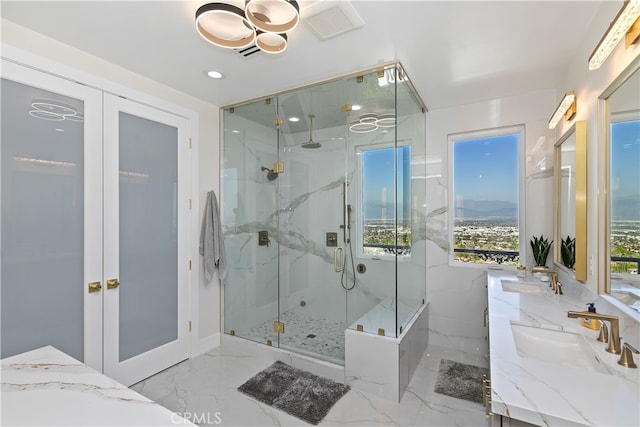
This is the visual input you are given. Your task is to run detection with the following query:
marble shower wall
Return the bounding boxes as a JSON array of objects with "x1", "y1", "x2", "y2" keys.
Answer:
[
  {"x1": 424, "y1": 90, "x2": 558, "y2": 356},
  {"x1": 222, "y1": 106, "x2": 427, "y2": 342}
]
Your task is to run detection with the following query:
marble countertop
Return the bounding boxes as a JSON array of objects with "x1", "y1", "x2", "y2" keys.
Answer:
[
  {"x1": 487, "y1": 271, "x2": 640, "y2": 426},
  {"x1": 1, "y1": 346, "x2": 194, "y2": 426}
]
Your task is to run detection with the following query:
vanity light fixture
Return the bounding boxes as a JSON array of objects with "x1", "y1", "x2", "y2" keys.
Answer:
[
  {"x1": 195, "y1": 0, "x2": 299, "y2": 54},
  {"x1": 589, "y1": 0, "x2": 640, "y2": 70},
  {"x1": 548, "y1": 91, "x2": 576, "y2": 130}
]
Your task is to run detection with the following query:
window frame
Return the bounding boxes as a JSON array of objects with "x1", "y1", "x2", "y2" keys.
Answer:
[
  {"x1": 354, "y1": 141, "x2": 412, "y2": 261},
  {"x1": 447, "y1": 124, "x2": 526, "y2": 269}
]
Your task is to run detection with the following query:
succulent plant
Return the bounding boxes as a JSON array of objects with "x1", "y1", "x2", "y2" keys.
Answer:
[
  {"x1": 530, "y1": 234, "x2": 553, "y2": 267},
  {"x1": 561, "y1": 235, "x2": 576, "y2": 269}
]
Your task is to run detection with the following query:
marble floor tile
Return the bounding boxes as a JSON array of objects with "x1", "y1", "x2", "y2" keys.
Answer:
[{"x1": 131, "y1": 342, "x2": 486, "y2": 426}]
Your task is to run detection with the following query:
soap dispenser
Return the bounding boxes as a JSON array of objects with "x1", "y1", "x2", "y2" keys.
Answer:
[{"x1": 581, "y1": 303, "x2": 600, "y2": 330}]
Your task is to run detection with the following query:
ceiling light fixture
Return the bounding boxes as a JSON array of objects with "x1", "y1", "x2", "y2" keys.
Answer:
[
  {"x1": 349, "y1": 113, "x2": 397, "y2": 133},
  {"x1": 589, "y1": 0, "x2": 640, "y2": 70},
  {"x1": 29, "y1": 98, "x2": 84, "y2": 122},
  {"x1": 548, "y1": 91, "x2": 576, "y2": 130},
  {"x1": 207, "y1": 70, "x2": 224, "y2": 79},
  {"x1": 195, "y1": 0, "x2": 299, "y2": 54}
]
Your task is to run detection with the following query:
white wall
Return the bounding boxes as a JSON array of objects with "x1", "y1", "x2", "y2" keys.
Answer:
[
  {"x1": 1, "y1": 19, "x2": 222, "y2": 356},
  {"x1": 425, "y1": 89, "x2": 556, "y2": 356},
  {"x1": 424, "y1": 1, "x2": 640, "y2": 355},
  {"x1": 554, "y1": 3, "x2": 640, "y2": 297}
]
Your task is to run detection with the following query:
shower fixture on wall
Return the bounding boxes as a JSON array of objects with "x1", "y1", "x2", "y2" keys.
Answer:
[
  {"x1": 261, "y1": 166, "x2": 279, "y2": 181},
  {"x1": 301, "y1": 114, "x2": 322, "y2": 149}
]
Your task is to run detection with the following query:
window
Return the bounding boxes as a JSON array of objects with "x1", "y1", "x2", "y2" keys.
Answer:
[
  {"x1": 358, "y1": 144, "x2": 411, "y2": 258},
  {"x1": 449, "y1": 126, "x2": 524, "y2": 266},
  {"x1": 609, "y1": 118, "x2": 640, "y2": 276}
]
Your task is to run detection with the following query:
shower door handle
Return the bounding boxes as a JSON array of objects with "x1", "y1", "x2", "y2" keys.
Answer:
[{"x1": 334, "y1": 247, "x2": 344, "y2": 272}]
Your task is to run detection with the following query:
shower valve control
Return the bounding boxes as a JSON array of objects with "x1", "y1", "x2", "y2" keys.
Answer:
[
  {"x1": 258, "y1": 230, "x2": 270, "y2": 246},
  {"x1": 326, "y1": 232, "x2": 338, "y2": 247}
]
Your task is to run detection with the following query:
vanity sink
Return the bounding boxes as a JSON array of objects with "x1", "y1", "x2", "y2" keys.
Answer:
[
  {"x1": 501, "y1": 280, "x2": 542, "y2": 295},
  {"x1": 510, "y1": 322, "x2": 611, "y2": 374}
]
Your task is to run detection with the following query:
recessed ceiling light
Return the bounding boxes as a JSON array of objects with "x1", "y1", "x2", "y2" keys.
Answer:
[
  {"x1": 352, "y1": 104, "x2": 362, "y2": 111},
  {"x1": 289, "y1": 116, "x2": 300, "y2": 122},
  {"x1": 55, "y1": 128, "x2": 64, "y2": 132},
  {"x1": 207, "y1": 70, "x2": 223, "y2": 79}
]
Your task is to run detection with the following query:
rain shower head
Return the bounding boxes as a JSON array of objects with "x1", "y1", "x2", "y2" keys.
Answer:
[
  {"x1": 301, "y1": 141, "x2": 321, "y2": 149},
  {"x1": 301, "y1": 114, "x2": 321, "y2": 149},
  {"x1": 261, "y1": 166, "x2": 278, "y2": 181}
]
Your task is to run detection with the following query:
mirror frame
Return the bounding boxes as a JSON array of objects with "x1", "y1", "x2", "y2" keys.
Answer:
[{"x1": 554, "y1": 120, "x2": 587, "y2": 281}]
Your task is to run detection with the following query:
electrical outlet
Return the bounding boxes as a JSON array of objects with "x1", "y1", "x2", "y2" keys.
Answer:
[{"x1": 588, "y1": 255, "x2": 594, "y2": 276}]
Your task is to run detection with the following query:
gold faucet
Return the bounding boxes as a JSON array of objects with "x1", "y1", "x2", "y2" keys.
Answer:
[
  {"x1": 535, "y1": 268, "x2": 562, "y2": 294},
  {"x1": 567, "y1": 311, "x2": 621, "y2": 354}
]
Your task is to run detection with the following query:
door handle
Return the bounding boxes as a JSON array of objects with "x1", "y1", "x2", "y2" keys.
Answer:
[
  {"x1": 107, "y1": 278, "x2": 120, "y2": 290},
  {"x1": 334, "y1": 247, "x2": 344, "y2": 272},
  {"x1": 88, "y1": 281, "x2": 102, "y2": 293}
]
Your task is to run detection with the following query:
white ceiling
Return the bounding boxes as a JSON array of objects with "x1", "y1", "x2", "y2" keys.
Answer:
[{"x1": 0, "y1": 1, "x2": 615, "y2": 110}]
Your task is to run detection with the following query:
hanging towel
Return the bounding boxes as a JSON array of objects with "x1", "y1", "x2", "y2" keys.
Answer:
[{"x1": 199, "y1": 190, "x2": 227, "y2": 282}]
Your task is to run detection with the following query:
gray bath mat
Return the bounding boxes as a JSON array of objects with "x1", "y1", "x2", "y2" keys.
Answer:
[
  {"x1": 433, "y1": 359, "x2": 488, "y2": 404},
  {"x1": 237, "y1": 360, "x2": 350, "y2": 425}
]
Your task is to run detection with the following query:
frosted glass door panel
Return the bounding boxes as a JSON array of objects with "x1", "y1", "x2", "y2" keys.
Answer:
[
  {"x1": 118, "y1": 112, "x2": 178, "y2": 362},
  {"x1": 103, "y1": 93, "x2": 188, "y2": 386},
  {"x1": 0, "y1": 70, "x2": 102, "y2": 365}
]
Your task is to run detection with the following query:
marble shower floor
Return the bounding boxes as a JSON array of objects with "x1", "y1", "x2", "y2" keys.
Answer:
[
  {"x1": 130, "y1": 342, "x2": 487, "y2": 426},
  {"x1": 246, "y1": 310, "x2": 346, "y2": 363}
]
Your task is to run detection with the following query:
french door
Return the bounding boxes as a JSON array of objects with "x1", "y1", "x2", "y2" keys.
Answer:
[
  {"x1": 102, "y1": 94, "x2": 190, "y2": 385},
  {"x1": 0, "y1": 60, "x2": 189, "y2": 386}
]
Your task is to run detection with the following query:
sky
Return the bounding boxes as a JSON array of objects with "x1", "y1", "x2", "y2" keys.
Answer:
[
  {"x1": 362, "y1": 146, "x2": 410, "y2": 220},
  {"x1": 453, "y1": 134, "x2": 519, "y2": 203},
  {"x1": 610, "y1": 120, "x2": 640, "y2": 199}
]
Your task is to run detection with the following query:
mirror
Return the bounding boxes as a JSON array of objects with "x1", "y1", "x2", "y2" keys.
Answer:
[
  {"x1": 554, "y1": 121, "x2": 586, "y2": 280},
  {"x1": 603, "y1": 64, "x2": 640, "y2": 312}
]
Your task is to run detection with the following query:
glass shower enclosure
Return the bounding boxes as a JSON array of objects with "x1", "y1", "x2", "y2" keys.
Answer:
[{"x1": 221, "y1": 63, "x2": 426, "y2": 365}]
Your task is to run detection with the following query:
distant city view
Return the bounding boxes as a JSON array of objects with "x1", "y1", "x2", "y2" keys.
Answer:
[
  {"x1": 611, "y1": 221, "x2": 640, "y2": 275},
  {"x1": 363, "y1": 219, "x2": 411, "y2": 256},
  {"x1": 453, "y1": 219, "x2": 519, "y2": 265},
  {"x1": 451, "y1": 219, "x2": 639, "y2": 272}
]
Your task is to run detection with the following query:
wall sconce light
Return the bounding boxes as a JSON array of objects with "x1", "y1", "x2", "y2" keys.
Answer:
[
  {"x1": 195, "y1": 0, "x2": 299, "y2": 54},
  {"x1": 589, "y1": 0, "x2": 640, "y2": 70},
  {"x1": 548, "y1": 91, "x2": 576, "y2": 130}
]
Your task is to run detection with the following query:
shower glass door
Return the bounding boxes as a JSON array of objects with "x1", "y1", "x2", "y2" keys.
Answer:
[
  {"x1": 222, "y1": 99, "x2": 279, "y2": 347},
  {"x1": 276, "y1": 80, "x2": 349, "y2": 364}
]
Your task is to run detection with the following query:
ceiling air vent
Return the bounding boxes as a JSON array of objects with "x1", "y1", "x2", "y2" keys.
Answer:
[
  {"x1": 303, "y1": 1, "x2": 364, "y2": 40},
  {"x1": 237, "y1": 44, "x2": 261, "y2": 58}
]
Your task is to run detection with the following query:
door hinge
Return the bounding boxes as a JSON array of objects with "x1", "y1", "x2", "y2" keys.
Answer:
[
  {"x1": 188, "y1": 260, "x2": 192, "y2": 270},
  {"x1": 188, "y1": 321, "x2": 192, "y2": 332},
  {"x1": 188, "y1": 138, "x2": 192, "y2": 149},
  {"x1": 187, "y1": 199, "x2": 192, "y2": 210},
  {"x1": 273, "y1": 321, "x2": 285, "y2": 333}
]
